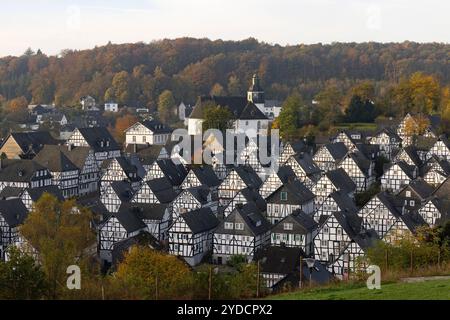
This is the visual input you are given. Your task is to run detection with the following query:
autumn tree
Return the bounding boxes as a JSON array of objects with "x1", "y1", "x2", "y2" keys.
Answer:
[
  {"x1": 313, "y1": 85, "x2": 344, "y2": 126},
  {"x1": 109, "y1": 114, "x2": 138, "y2": 142},
  {"x1": 404, "y1": 114, "x2": 431, "y2": 138},
  {"x1": 19, "y1": 194, "x2": 96, "y2": 299},
  {"x1": 7, "y1": 96, "x2": 28, "y2": 113},
  {"x1": 202, "y1": 104, "x2": 234, "y2": 133},
  {"x1": 107, "y1": 71, "x2": 132, "y2": 105},
  {"x1": 277, "y1": 93, "x2": 310, "y2": 139},
  {"x1": 210, "y1": 83, "x2": 226, "y2": 96},
  {"x1": 227, "y1": 75, "x2": 242, "y2": 96},
  {"x1": 157, "y1": 90, "x2": 176, "y2": 124},
  {"x1": 0, "y1": 247, "x2": 48, "y2": 300},
  {"x1": 113, "y1": 246, "x2": 193, "y2": 300}
]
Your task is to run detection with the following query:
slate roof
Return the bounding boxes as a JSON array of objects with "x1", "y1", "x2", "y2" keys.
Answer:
[
  {"x1": 324, "y1": 142, "x2": 348, "y2": 161},
  {"x1": 333, "y1": 210, "x2": 363, "y2": 238},
  {"x1": 346, "y1": 151, "x2": 372, "y2": 176},
  {"x1": 0, "y1": 199, "x2": 28, "y2": 227},
  {"x1": 121, "y1": 203, "x2": 169, "y2": 221},
  {"x1": 351, "y1": 229, "x2": 380, "y2": 251},
  {"x1": 267, "y1": 179, "x2": 315, "y2": 205},
  {"x1": 60, "y1": 146, "x2": 93, "y2": 170},
  {"x1": 271, "y1": 209, "x2": 318, "y2": 234},
  {"x1": 126, "y1": 144, "x2": 165, "y2": 166},
  {"x1": 402, "y1": 145, "x2": 423, "y2": 167},
  {"x1": 325, "y1": 168, "x2": 357, "y2": 194},
  {"x1": 139, "y1": 119, "x2": 172, "y2": 134},
  {"x1": 182, "y1": 207, "x2": 219, "y2": 234},
  {"x1": 110, "y1": 181, "x2": 134, "y2": 202},
  {"x1": 190, "y1": 96, "x2": 268, "y2": 120},
  {"x1": 0, "y1": 186, "x2": 24, "y2": 200},
  {"x1": 187, "y1": 165, "x2": 221, "y2": 188},
  {"x1": 145, "y1": 177, "x2": 179, "y2": 203},
  {"x1": 277, "y1": 166, "x2": 296, "y2": 183},
  {"x1": 233, "y1": 165, "x2": 263, "y2": 189},
  {"x1": 102, "y1": 156, "x2": 140, "y2": 182},
  {"x1": 255, "y1": 245, "x2": 303, "y2": 275},
  {"x1": 25, "y1": 185, "x2": 64, "y2": 202},
  {"x1": 291, "y1": 153, "x2": 322, "y2": 176},
  {"x1": 329, "y1": 190, "x2": 359, "y2": 216},
  {"x1": 111, "y1": 204, "x2": 147, "y2": 233},
  {"x1": 285, "y1": 140, "x2": 313, "y2": 155},
  {"x1": 0, "y1": 159, "x2": 51, "y2": 182},
  {"x1": 238, "y1": 187, "x2": 267, "y2": 212},
  {"x1": 374, "y1": 127, "x2": 401, "y2": 141},
  {"x1": 216, "y1": 202, "x2": 271, "y2": 236},
  {"x1": 155, "y1": 159, "x2": 187, "y2": 186},
  {"x1": 4, "y1": 131, "x2": 59, "y2": 155},
  {"x1": 34, "y1": 145, "x2": 78, "y2": 172},
  {"x1": 76, "y1": 127, "x2": 120, "y2": 152},
  {"x1": 401, "y1": 179, "x2": 435, "y2": 200},
  {"x1": 111, "y1": 231, "x2": 162, "y2": 267}
]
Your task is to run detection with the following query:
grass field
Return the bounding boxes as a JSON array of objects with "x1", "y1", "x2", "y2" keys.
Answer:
[
  {"x1": 269, "y1": 279, "x2": 450, "y2": 300},
  {"x1": 334, "y1": 122, "x2": 378, "y2": 131}
]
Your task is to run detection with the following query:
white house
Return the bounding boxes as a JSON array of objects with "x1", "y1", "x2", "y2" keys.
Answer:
[{"x1": 125, "y1": 120, "x2": 172, "y2": 146}]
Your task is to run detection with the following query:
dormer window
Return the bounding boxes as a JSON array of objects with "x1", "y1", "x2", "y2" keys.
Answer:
[
  {"x1": 235, "y1": 223, "x2": 244, "y2": 230},
  {"x1": 224, "y1": 222, "x2": 234, "y2": 230}
]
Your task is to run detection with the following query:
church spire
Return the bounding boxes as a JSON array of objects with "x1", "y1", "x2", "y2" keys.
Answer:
[{"x1": 247, "y1": 74, "x2": 264, "y2": 104}]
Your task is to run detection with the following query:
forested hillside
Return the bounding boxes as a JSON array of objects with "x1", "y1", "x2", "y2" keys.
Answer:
[{"x1": 0, "y1": 38, "x2": 449, "y2": 109}]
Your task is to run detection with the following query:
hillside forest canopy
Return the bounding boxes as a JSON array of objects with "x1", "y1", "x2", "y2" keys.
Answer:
[{"x1": 0, "y1": 38, "x2": 449, "y2": 137}]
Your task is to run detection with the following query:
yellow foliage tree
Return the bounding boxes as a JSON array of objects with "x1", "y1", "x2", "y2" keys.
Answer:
[
  {"x1": 404, "y1": 114, "x2": 430, "y2": 137},
  {"x1": 19, "y1": 193, "x2": 95, "y2": 299},
  {"x1": 114, "y1": 246, "x2": 193, "y2": 300}
]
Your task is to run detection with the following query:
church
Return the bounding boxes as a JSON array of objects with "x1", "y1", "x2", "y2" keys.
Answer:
[{"x1": 187, "y1": 75, "x2": 281, "y2": 136}]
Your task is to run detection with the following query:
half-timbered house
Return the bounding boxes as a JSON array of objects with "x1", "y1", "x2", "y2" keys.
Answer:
[
  {"x1": 279, "y1": 140, "x2": 312, "y2": 165},
  {"x1": 0, "y1": 131, "x2": 59, "y2": 160},
  {"x1": 100, "y1": 181, "x2": 134, "y2": 213},
  {"x1": 270, "y1": 210, "x2": 318, "y2": 255},
  {"x1": 222, "y1": 187, "x2": 266, "y2": 218},
  {"x1": 0, "y1": 199, "x2": 29, "y2": 261},
  {"x1": 428, "y1": 135, "x2": 450, "y2": 161},
  {"x1": 327, "y1": 229, "x2": 379, "y2": 279},
  {"x1": 259, "y1": 166, "x2": 295, "y2": 199},
  {"x1": 421, "y1": 156, "x2": 450, "y2": 186},
  {"x1": 100, "y1": 156, "x2": 142, "y2": 192},
  {"x1": 381, "y1": 161, "x2": 417, "y2": 192},
  {"x1": 172, "y1": 186, "x2": 217, "y2": 219},
  {"x1": 143, "y1": 158, "x2": 187, "y2": 187},
  {"x1": 312, "y1": 168, "x2": 356, "y2": 211},
  {"x1": 169, "y1": 207, "x2": 219, "y2": 266},
  {"x1": 313, "y1": 142, "x2": 348, "y2": 172},
  {"x1": 213, "y1": 202, "x2": 271, "y2": 265},
  {"x1": 0, "y1": 159, "x2": 53, "y2": 192},
  {"x1": 131, "y1": 177, "x2": 178, "y2": 205},
  {"x1": 20, "y1": 185, "x2": 64, "y2": 211},
  {"x1": 369, "y1": 128, "x2": 402, "y2": 160},
  {"x1": 313, "y1": 209, "x2": 363, "y2": 265},
  {"x1": 338, "y1": 151, "x2": 374, "y2": 192},
  {"x1": 266, "y1": 179, "x2": 315, "y2": 224},
  {"x1": 313, "y1": 190, "x2": 359, "y2": 224},
  {"x1": 34, "y1": 145, "x2": 79, "y2": 198},
  {"x1": 394, "y1": 145, "x2": 423, "y2": 168},
  {"x1": 98, "y1": 206, "x2": 148, "y2": 263},
  {"x1": 285, "y1": 153, "x2": 322, "y2": 188},
  {"x1": 65, "y1": 127, "x2": 121, "y2": 166},
  {"x1": 218, "y1": 165, "x2": 262, "y2": 206},
  {"x1": 397, "y1": 179, "x2": 435, "y2": 213},
  {"x1": 180, "y1": 166, "x2": 220, "y2": 191},
  {"x1": 418, "y1": 197, "x2": 449, "y2": 227}
]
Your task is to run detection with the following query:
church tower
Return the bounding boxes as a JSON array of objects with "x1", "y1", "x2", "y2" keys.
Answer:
[{"x1": 247, "y1": 74, "x2": 265, "y2": 113}]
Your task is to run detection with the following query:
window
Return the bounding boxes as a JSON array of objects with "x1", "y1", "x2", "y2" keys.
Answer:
[
  {"x1": 321, "y1": 240, "x2": 327, "y2": 246},
  {"x1": 410, "y1": 200, "x2": 415, "y2": 206},
  {"x1": 283, "y1": 223, "x2": 293, "y2": 231},
  {"x1": 280, "y1": 192, "x2": 288, "y2": 201},
  {"x1": 406, "y1": 191, "x2": 411, "y2": 197},
  {"x1": 324, "y1": 227, "x2": 329, "y2": 234},
  {"x1": 142, "y1": 136, "x2": 147, "y2": 143},
  {"x1": 235, "y1": 223, "x2": 244, "y2": 230},
  {"x1": 132, "y1": 136, "x2": 136, "y2": 142},
  {"x1": 225, "y1": 222, "x2": 234, "y2": 230}
]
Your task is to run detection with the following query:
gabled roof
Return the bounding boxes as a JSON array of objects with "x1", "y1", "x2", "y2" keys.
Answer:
[
  {"x1": 0, "y1": 159, "x2": 51, "y2": 182},
  {"x1": 402, "y1": 145, "x2": 422, "y2": 167},
  {"x1": 238, "y1": 102, "x2": 267, "y2": 120},
  {"x1": 433, "y1": 176, "x2": 450, "y2": 199},
  {"x1": 325, "y1": 168, "x2": 357, "y2": 194},
  {"x1": 155, "y1": 159, "x2": 187, "y2": 186},
  {"x1": 145, "y1": 177, "x2": 179, "y2": 203},
  {"x1": 121, "y1": 202, "x2": 169, "y2": 221},
  {"x1": 4, "y1": 131, "x2": 59, "y2": 155},
  {"x1": 332, "y1": 210, "x2": 363, "y2": 238},
  {"x1": 400, "y1": 179, "x2": 435, "y2": 200},
  {"x1": 267, "y1": 179, "x2": 315, "y2": 205},
  {"x1": 374, "y1": 127, "x2": 401, "y2": 141},
  {"x1": 60, "y1": 146, "x2": 93, "y2": 170},
  {"x1": 0, "y1": 186, "x2": 24, "y2": 200},
  {"x1": 271, "y1": 209, "x2": 318, "y2": 234},
  {"x1": 139, "y1": 119, "x2": 172, "y2": 134},
  {"x1": 329, "y1": 191, "x2": 359, "y2": 216},
  {"x1": 102, "y1": 156, "x2": 140, "y2": 181},
  {"x1": 126, "y1": 144, "x2": 165, "y2": 166},
  {"x1": 182, "y1": 207, "x2": 219, "y2": 234},
  {"x1": 376, "y1": 192, "x2": 403, "y2": 218},
  {"x1": 291, "y1": 153, "x2": 322, "y2": 176},
  {"x1": 25, "y1": 185, "x2": 64, "y2": 202},
  {"x1": 351, "y1": 229, "x2": 380, "y2": 251},
  {"x1": 284, "y1": 140, "x2": 312, "y2": 155},
  {"x1": 0, "y1": 199, "x2": 28, "y2": 227},
  {"x1": 111, "y1": 204, "x2": 147, "y2": 233},
  {"x1": 187, "y1": 165, "x2": 220, "y2": 188},
  {"x1": 110, "y1": 181, "x2": 134, "y2": 202},
  {"x1": 183, "y1": 186, "x2": 211, "y2": 204},
  {"x1": 400, "y1": 211, "x2": 427, "y2": 233},
  {"x1": 111, "y1": 231, "x2": 162, "y2": 267},
  {"x1": 75, "y1": 127, "x2": 120, "y2": 152},
  {"x1": 387, "y1": 161, "x2": 416, "y2": 179},
  {"x1": 34, "y1": 145, "x2": 78, "y2": 172},
  {"x1": 254, "y1": 245, "x2": 303, "y2": 276},
  {"x1": 323, "y1": 142, "x2": 348, "y2": 161},
  {"x1": 233, "y1": 165, "x2": 263, "y2": 189},
  {"x1": 277, "y1": 166, "x2": 296, "y2": 183},
  {"x1": 345, "y1": 151, "x2": 372, "y2": 176},
  {"x1": 216, "y1": 202, "x2": 271, "y2": 236}
]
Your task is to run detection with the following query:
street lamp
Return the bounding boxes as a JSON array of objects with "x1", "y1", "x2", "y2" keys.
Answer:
[{"x1": 305, "y1": 258, "x2": 315, "y2": 287}]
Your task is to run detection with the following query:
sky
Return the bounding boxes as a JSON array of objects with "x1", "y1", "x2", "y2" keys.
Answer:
[{"x1": 1, "y1": 0, "x2": 449, "y2": 57}]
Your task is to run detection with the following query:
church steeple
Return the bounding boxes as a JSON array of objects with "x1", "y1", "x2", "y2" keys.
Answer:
[{"x1": 247, "y1": 74, "x2": 265, "y2": 104}]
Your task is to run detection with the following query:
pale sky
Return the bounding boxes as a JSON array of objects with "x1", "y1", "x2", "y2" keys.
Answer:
[{"x1": 1, "y1": 0, "x2": 449, "y2": 57}]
